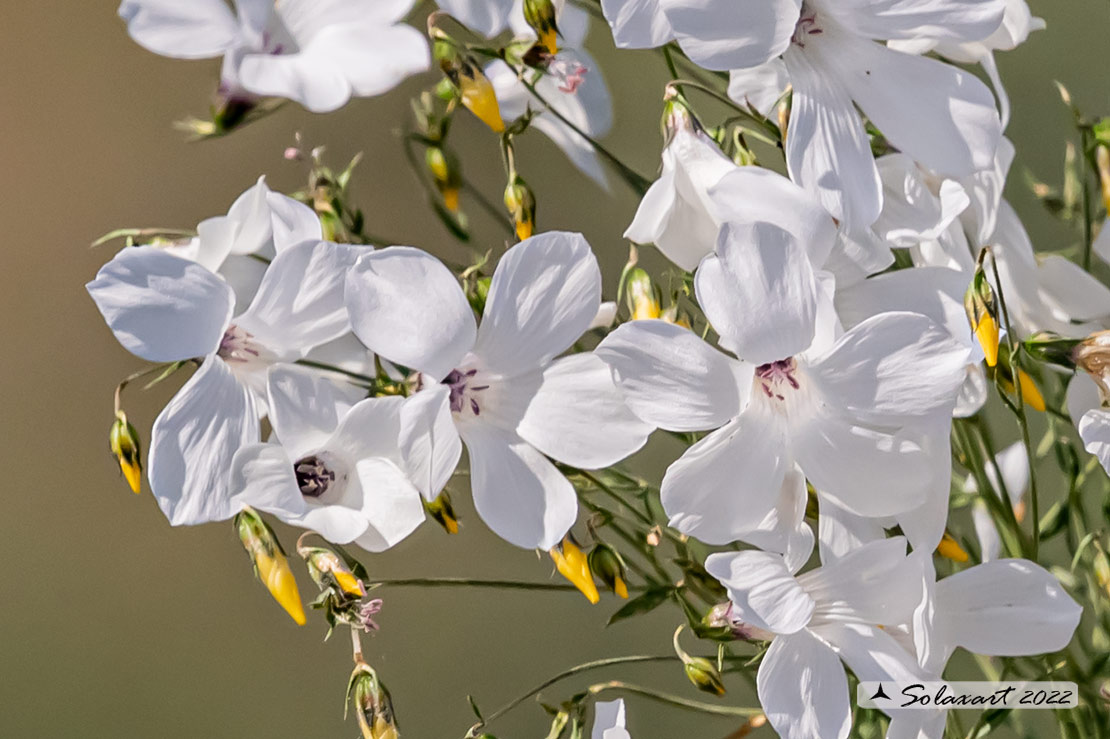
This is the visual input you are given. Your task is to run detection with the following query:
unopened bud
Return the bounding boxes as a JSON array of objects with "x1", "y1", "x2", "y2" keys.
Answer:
[
  {"x1": 109, "y1": 410, "x2": 142, "y2": 494},
  {"x1": 550, "y1": 537, "x2": 600, "y2": 604},
  {"x1": 587, "y1": 543, "x2": 629, "y2": 598},
  {"x1": 424, "y1": 490, "x2": 460, "y2": 534},
  {"x1": 235, "y1": 507, "x2": 306, "y2": 625},
  {"x1": 625, "y1": 267, "x2": 661, "y2": 320},
  {"x1": 1074, "y1": 330, "x2": 1110, "y2": 403},
  {"x1": 936, "y1": 532, "x2": 969, "y2": 563},
  {"x1": 997, "y1": 366, "x2": 1046, "y2": 413},
  {"x1": 347, "y1": 663, "x2": 399, "y2": 739},
  {"x1": 661, "y1": 90, "x2": 698, "y2": 144},
  {"x1": 425, "y1": 146, "x2": 462, "y2": 213},
  {"x1": 504, "y1": 174, "x2": 537, "y2": 242},
  {"x1": 299, "y1": 545, "x2": 366, "y2": 598},
  {"x1": 1023, "y1": 332, "x2": 1080, "y2": 369},
  {"x1": 523, "y1": 0, "x2": 559, "y2": 55},
  {"x1": 673, "y1": 625, "x2": 725, "y2": 696},
  {"x1": 965, "y1": 266, "x2": 999, "y2": 368},
  {"x1": 704, "y1": 602, "x2": 775, "y2": 642}
]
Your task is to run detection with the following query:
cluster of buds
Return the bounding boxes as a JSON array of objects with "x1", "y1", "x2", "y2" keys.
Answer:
[
  {"x1": 412, "y1": 91, "x2": 466, "y2": 219},
  {"x1": 347, "y1": 662, "x2": 399, "y2": 739},
  {"x1": 234, "y1": 507, "x2": 306, "y2": 625},
  {"x1": 109, "y1": 410, "x2": 142, "y2": 494},
  {"x1": 549, "y1": 537, "x2": 629, "y2": 604},
  {"x1": 430, "y1": 22, "x2": 504, "y2": 133},
  {"x1": 298, "y1": 535, "x2": 383, "y2": 634}
]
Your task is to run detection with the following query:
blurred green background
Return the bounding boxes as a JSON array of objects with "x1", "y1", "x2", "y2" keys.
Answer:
[{"x1": 0, "y1": 1, "x2": 1106, "y2": 736}]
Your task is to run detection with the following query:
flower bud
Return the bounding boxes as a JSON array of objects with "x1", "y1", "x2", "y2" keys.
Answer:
[
  {"x1": 424, "y1": 490, "x2": 460, "y2": 534},
  {"x1": 964, "y1": 267, "x2": 999, "y2": 368},
  {"x1": 1022, "y1": 332, "x2": 1080, "y2": 369},
  {"x1": 936, "y1": 532, "x2": 969, "y2": 563},
  {"x1": 425, "y1": 146, "x2": 462, "y2": 213},
  {"x1": 587, "y1": 543, "x2": 629, "y2": 598},
  {"x1": 674, "y1": 624, "x2": 726, "y2": 696},
  {"x1": 997, "y1": 366, "x2": 1046, "y2": 413},
  {"x1": 523, "y1": 0, "x2": 559, "y2": 55},
  {"x1": 235, "y1": 507, "x2": 306, "y2": 625},
  {"x1": 109, "y1": 410, "x2": 142, "y2": 494},
  {"x1": 624, "y1": 267, "x2": 661, "y2": 320},
  {"x1": 300, "y1": 546, "x2": 366, "y2": 598},
  {"x1": 347, "y1": 663, "x2": 399, "y2": 739},
  {"x1": 661, "y1": 90, "x2": 698, "y2": 144},
  {"x1": 704, "y1": 602, "x2": 775, "y2": 642},
  {"x1": 550, "y1": 537, "x2": 600, "y2": 604},
  {"x1": 504, "y1": 174, "x2": 537, "y2": 242}
]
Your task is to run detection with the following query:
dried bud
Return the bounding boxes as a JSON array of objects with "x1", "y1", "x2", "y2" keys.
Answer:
[
  {"x1": 1074, "y1": 330, "x2": 1110, "y2": 403},
  {"x1": 523, "y1": 0, "x2": 559, "y2": 55},
  {"x1": 235, "y1": 507, "x2": 306, "y2": 625},
  {"x1": 624, "y1": 267, "x2": 661, "y2": 320},
  {"x1": 347, "y1": 663, "x2": 399, "y2": 739},
  {"x1": 425, "y1": 146, "x2": 462, "y2": 213},
  {"x1": 587, "y1": 543, "x2": 629, "y2": 599},
  {"x1": 550, "y1": 537, "x2": 600, "y2": 604},
  {"x1": 964, "y1": 266, "x2": 999, "y2": 368},
  {"x1": 424, "y1": 490, "x2": 460, "y2": 534},
  {"x1": 936, "y1": 532, "x2": 969, "y2": 563},
  {"x1": 504, "y1": 174, "x2": 537, "y2": 242},
  {"x1": 109, "y1": 410, "x2": 142, "y2": 494}
]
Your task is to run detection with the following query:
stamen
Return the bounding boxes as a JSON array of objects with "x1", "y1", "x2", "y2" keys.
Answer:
[{"x1": 295, "y1": 455, "x2": 335, "y2": 498}]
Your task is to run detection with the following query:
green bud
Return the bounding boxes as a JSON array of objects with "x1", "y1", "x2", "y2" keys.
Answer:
[
  {"x1": 347, "y1": 663, "x2": 399, "y2": 739},
  {"x1": 504, "y1": 174, "x2": 537, "y2": 242},
  {"x1": 624, "y1": 268, "x2": 661, "y2": 320},
  {"x1": 683, "y1": 657, "x2": 726, "y2": 696},
  {"x1": 661, "y1": 90, "x2": 698, "y2": 145},
  {"x1": 1023, "y1": 332, "x2": 1081, "y2": 369},
  {"x1": 587, "y1": 543, "x2": 629, "y2": 598},
  {"x1": 109, "y1": 410, "x2": 143, "y2": 494}
]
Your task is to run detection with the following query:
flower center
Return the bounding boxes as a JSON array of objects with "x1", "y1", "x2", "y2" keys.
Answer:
[
  {"x1": 755, "y1": 358, "x2": 801, "y2": 401},
  {"x1": 442, "y1": 368, "x2": 490, "y2": 417},
  {"x1": 218, "y1": 325, "x2": 263, "y2": 363},
  {"x1": 791, "y1": 7, "x2": 823, "y2": 47},
  {"x1": 294, "y1": 455, "x2": 335, "y2": 498}
]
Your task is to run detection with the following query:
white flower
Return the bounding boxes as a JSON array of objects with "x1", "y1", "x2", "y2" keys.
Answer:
[
  {"x1": 228, "y1": 365, "x2": 447, "y2": 550},
  {"x1": 1067, "y1": 372, "x2": 1110, "y2": 477},
  {"x1": 968, "y1": 441, "x2": 1029, "y2": 562},
  {"x1": 597, "y1": 221, "x2": 970, "y2": 548},
  {"x1": 344, "y1": 232, "x2": 651, "y2": 550},
  {"x1": 729, "y1": 0, "x2": 1005, "y2": 232},
  {"x1": 705, "y1": 538, "x2": 928, "y2": 739},
  {"x1": 600, "y1": 0, "x2": 803, "y2": 72},
  {"x1": 86, "y1": 240, "x2": 359, "y2": 525},
  {"x1": 591, "y1": 699, "x2": 631, "y2": 739},
  {"x1": 119, "y1": 0, "x2": 430, "y2": 112},
  {"x1": 625, "y1": 125, "x2": 837, "y2": 271},
  {"x1": 890, "y1": 555, "x2": 1081, "y2": 737}
]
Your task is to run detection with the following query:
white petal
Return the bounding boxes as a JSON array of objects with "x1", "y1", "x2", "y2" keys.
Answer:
[
  {"x1": 705, "y1": 550, "x2": 814, "y2": 634},
  {"x1": 822, "y1": 0, "x2": 1006, "y2": 42},
  {"x1": 697, "y1": 222, "x2": 819, "y2": 365},
  {"x1": 226, "y1": 176, "x2": 274, "y2": 256},
  {"x1": 119, "y1": 0, "x2": 237, "y2": 59},
  {"x1": 757, "y1": 630, "x2": 850, "y2": 739},
  {"x1": 738, "y1": 467, "x2": 816, "y2": 574},
  {"x1": 972, "y1": 500, "x2": 1000, "y2": 562},
  {"x1": 873, "y1": 154, "x2": 969, "y2": 247},
  {"x1": 784, "y1": 44, "x2": 882, "y2": 230},
  {"x1": 661, "y1": 408, "x2": 789, "y2": 545},
  {"x1": 345, "y1": 247, "x2": 476, "y2": 379},
  {"x1": 834, "y1": 38, "x2": 1002, "y2": 178},
  {"x1": 600, "y1": 0, "x2": 673, "y2": 48},
  {"x1": 518, "y1": 353, "x2": 652, "y2": 469},
  {"x1": 935, "y1": 559, "x2": 1082, "y2": 657},
  {"x1": 219, "y1": 253, "x2": 268, "y2": 315},
  {"x1": 792, "y1": 406, "x2": 932, "y2": 517},
  {"x1": 798, "y1": 537, "x2": 921, "y2": 626},
  {"x1": 596, "y1": 320, "x2": 749, "y2": 431},
  {"x1": 238, "y1": 241, "x2": 362, "y2": 356},
  {"x1": 894, "y1": 415, "x2": 955, "y2": 553},
  {"x1": 436, "y1": 0, "x2": 514, "y2": 36},
  {"x1": 1067, "y1": 373, "x2": 1101, "y2": 428},
  {"x1": 192, "y1": 217, "x2": 236, "y2": 271},
  {"x1": 228, "y1": 443, "x2": 307, "y2": 519},
  {"x1": 149, "y1": 358, "x2": 259, "y2": 525},
  {"x1": 327, "y1": 396, "x2": 406, "y2": 464},
  {"x1": 954, "y1": 363, "x2": 989, "y2": 417},
  {"x1": 475, "y1": 232, "x2": 602, "y2": 376},
  {"x1": 588, "y1": 301, "x2": 618, "y2": 330},
  {"x1": 815, "y1": 622, "x2": 926, "y2": 689},
  {"x1": 816, "y1": 492, "x2": 885, "y2": 565},
  {"x1": 350, "y1": 457, "x2": 425, "y2": 551},
  {"x1": 664, "y1": 0, "x2": 802, "y2": 71},
  {"x1": 810, "y1": 312, "x2": 971, "y2": 424},
  {"x1": 464, "y1": 424, "x2": 577, "y2": 550},
  {"x1": 706, "y1": 166, "x2": 839, "y2": 270},
  {"x1": 87, "y1": 246, "x2": 233, "y2": 362},
  {"x1": 1079, "y1": 408, "x2": 1110, "y2": 477},
  {"x1": 591, "y1": 699, "x2": 629, "y2": 739},
  {"x1": 727, "y1": 59, "x2": 790, "y2": 117},
  {"x1": 399, "y1": 386, "x2": 463, "y2": 501},
  {"x1": 1037, "y1": 255, "x2": 1110, "y2": 322},
  {"x1": 266, "y1": 363, "x2": 356, "y2": 459},
  {"x1": 531, "y1": 116, "x2": 609, "y2": 189},
  {"x1": 268, "y1": 192, "x2": 323, "y2": 253},
  {"x1": 1095, "y1": 221, "x2": 1110, "y2": 266}
]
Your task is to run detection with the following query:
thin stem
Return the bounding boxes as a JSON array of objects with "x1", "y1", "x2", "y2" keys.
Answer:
[
  {"x1": 587, "y1": 680, "x2": 763, "y2": 718},
  {"x1": 114, "y1": 361, "x2": 186, "y2": 414},
  {"x1": 1082, "y1": 128, "x2": 1095, "y2": 271},
  {"x1": 579, "y1": 469, "x2": 655, "y2": 527},
  {"x1": 665, "y1": 80, "x2": 782, "y2": 144},
  {"x1": 293, "y1": 359, "x2": 378, "y2": 387},
  {"x1": 368, "y1": 577, "x2": 583, "y2": 592},
  {"x1": 662, "y1": 46, "x2": 680, "y2": 80},
  {"x1": 350, "y1": 625, "x2": 364, "y2": 665}
]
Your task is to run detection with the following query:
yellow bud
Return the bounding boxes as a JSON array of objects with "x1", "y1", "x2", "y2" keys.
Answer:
[
  {"x1": 975, "y1": 313, "x2": 1000, "y2": 368},
  {"x1": 459, "y1": 64, "x2": 504, "y2": 133},
  {"x1": 1015, "y1": 369, "x2": 1045, "y2": 412},
  {"x1": 539, "y1": 27, "x2": 558, "y2": 55},
  {"x1": 348, "y1": 663, "x2": 399, "y2": 739},
  {"x1": 625, "y1": 268, "x2": 661, "y2": 320},
  {"x1": 425, "y1": 490, "x2": 460, "y2": 534},
  {"x1": 504, "y1": 174, "x2": 536, "y2": 243},
  {"x1": 550, "y1": 538, "x2": 600, "y2": 604},
  {"x1": 965, "y1": 269, "x2": 999, "y2": 367},
  {"x1": 425, "y1": 146, "x2": 463, "y2": 214},
  {"x1": 442, "y1": 187, "x2": 460, "y2": 214},
  {"x1": 588, "y1": 542, "x2": 630, "y2": 599},
  {"x1": 524, "y1": 0, "x2": 559, "y2": 54},
  {"x1": 236, "y1": 508, "x2": 306, "y2": 625},
  {"x1": 936, "y1": 532, "x2": 969, "y2": 563},
  {"x1": 109, "y1": 411, "x2": 143, "y2": 494},
  {"x1": 300, "y1": 545, "x2": 367, "y2": 598}
]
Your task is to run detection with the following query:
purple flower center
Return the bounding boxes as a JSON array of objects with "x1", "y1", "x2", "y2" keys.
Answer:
[
  {"x1": 792, "y1": 9, "x2": 823, "y2": 47},
  {"x1": 442, "y1": 368, "x2": 489, "y2": 416},
  {"x1": 756, "y1": 358, "x2": 800, "y2": 401},
  {"x1": 295, "y1": 455, "x2": 335, "y2": 498},
  {"x1": 218, "y1": 325, "x2": 261, "y2": 363}
]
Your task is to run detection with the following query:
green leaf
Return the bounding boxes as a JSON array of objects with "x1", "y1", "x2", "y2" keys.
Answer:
[
  {"x1": 466, "y1": 695, "x2": 484, "y2": 722},
  {"x1": 606, "y1": 586, "x2": 672, "y2": 626}
]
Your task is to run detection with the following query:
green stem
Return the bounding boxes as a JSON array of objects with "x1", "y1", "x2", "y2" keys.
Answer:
[
  {"x1": 369, "y1": 577, "x2": 585, "y2": 592},
  {"x1": 1082, "y1": 128, "x2": 1095, "y2": 271},
  {"x1": 586, "y1": 680, "x2": 763, "y2": 717}
]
